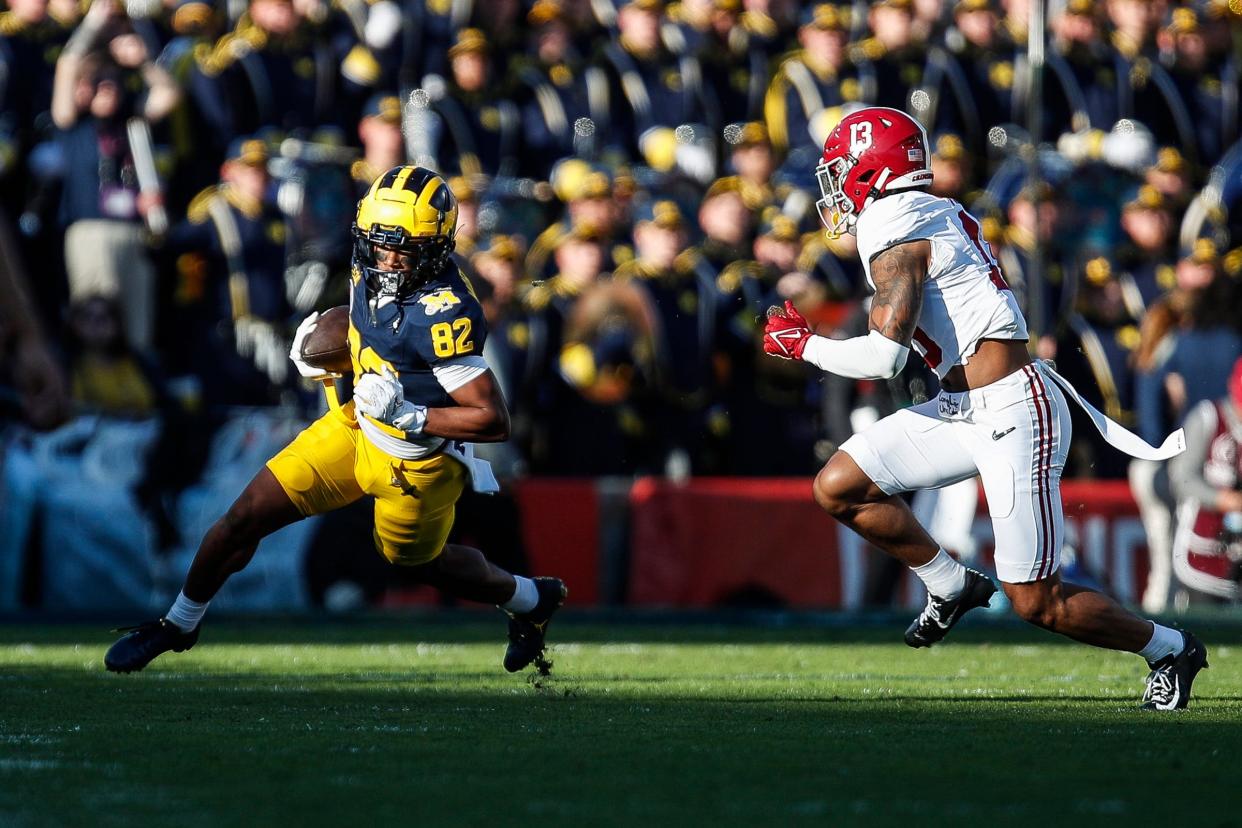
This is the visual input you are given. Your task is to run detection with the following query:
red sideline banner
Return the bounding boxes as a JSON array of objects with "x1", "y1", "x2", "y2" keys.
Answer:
[
  {"x1": 513, "y1": 480, "x2": 601, "y2": 606},
  {"x1": 623, "y1": 478, "x2": 1147, "y2": 609},
  {"x1": 628, "y1": 478, "x2": 848, "y2": 608}
]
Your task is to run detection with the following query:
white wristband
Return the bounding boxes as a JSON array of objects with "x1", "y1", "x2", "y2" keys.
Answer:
[{"x1": 801, "y1": 330, "x2": 910, "y2": 380}]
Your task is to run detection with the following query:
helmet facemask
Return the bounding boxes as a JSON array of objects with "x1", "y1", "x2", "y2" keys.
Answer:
[
  {"x1": 814, "y1": 154, "x2": 858, "y2": 238},
  {"x1": 352, "y1": 222, "x2": 455, "y2": 302}
]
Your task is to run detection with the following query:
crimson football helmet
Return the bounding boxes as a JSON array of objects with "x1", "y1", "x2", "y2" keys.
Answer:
[{"x1": 815, "y1": 107, "x2": 933, "y2": 237}]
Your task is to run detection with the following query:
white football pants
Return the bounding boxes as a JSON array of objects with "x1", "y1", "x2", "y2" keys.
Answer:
[{"x1": 840, "y1": 362, "x2": 1071, "y2": 583}]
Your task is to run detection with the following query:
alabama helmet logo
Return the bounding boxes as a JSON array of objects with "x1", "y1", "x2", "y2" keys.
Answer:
[{"x1": 418, "y1": 290, "x2": 461, "y2": 315}]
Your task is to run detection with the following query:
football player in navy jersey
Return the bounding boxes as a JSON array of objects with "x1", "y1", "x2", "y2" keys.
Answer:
[{"x1": 106, "y1": 166, "x2": 566, "y2": 675}]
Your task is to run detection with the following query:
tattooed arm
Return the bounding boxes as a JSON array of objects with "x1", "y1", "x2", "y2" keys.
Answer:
[
  {"x1": 867, "y1": 239, "x2": 931, "y2": 346},
  {"x1": 762, "y1": 239, "x2": 929, "y2": 379}
]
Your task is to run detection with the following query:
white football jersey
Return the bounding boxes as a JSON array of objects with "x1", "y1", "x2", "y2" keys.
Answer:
[{"x1": 854, "y1": 190, "x2": 1028, "y2": 378}]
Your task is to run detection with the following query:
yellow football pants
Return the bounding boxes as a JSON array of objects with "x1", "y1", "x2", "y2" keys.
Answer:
[{"x1": 266, "y1": 406, "x2": 465, "y2": 566}]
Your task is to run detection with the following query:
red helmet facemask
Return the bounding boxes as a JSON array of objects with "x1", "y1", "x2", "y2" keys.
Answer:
[{"x1": 815, "y1": 107, "x2": 934, "y2": 237}]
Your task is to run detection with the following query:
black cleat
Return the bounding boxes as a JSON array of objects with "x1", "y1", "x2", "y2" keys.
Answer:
[
  {"x1": 104, "y1": 618, "x2": 200, "y2": 673},
  {"x1": 503, "y1": 577, "x2": 566, "y2": 673},
  {"x1": 1141, "y1": 631, "x2": 1209, "y2": 711},
  {"x1": 904, "y1": 569, "x2": 997, "y2": 648}
]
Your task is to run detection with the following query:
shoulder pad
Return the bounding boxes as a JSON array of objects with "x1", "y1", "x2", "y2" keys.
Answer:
[
  {"x1": 186, "y1": 186, "x2": 220, "y2": 224},
  {"x1": 611, "y1": 243, "x2": 634, "y2": 266}
]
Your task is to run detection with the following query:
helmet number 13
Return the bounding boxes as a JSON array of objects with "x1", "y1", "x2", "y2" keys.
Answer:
[
  {"x1": 430, "y1": 318, "x2": 474, "y2": 357},
  {"x1": 849, "y1": 121, "x2": 873, "y2": 155}
]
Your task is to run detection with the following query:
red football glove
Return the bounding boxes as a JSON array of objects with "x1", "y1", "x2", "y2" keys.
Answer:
[{"x1": 763, "y1": 300, "x2": 813, "y2": 360}]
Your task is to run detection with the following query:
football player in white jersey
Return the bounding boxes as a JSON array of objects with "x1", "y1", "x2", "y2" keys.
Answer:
[{"x1": 763, "y1": 107, "x2": 1206, "y2": 710}]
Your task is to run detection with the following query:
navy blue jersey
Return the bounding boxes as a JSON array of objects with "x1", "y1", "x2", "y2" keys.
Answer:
[{"x1": 347, "y1": 262, "x2": 488, "y2": 409}]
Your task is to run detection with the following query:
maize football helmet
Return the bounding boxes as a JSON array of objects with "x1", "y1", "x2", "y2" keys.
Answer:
[
  {"x1": 353, "y1": 165, "x2": 458, "y2": 300},
  {"x1": 815, "y1": 107, "x2": 933, "y2": 238}
]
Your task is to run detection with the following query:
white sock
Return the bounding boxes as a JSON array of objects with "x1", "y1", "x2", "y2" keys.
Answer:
[
  {"x1": 501, "y1": 576, "x2": 539, "y2": 613},
  {"x1": 1138, "y1": 622, "x2": 1184, "y2": 663},
  {"x1": 166, "y1": 592, "x2": 209, "y2": 632},
  {"x1": 911, "y1": 549, "x2": 968, "y2": 599}
]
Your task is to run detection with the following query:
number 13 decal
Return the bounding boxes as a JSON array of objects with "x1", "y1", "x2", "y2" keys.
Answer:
[
  {"x1": 430, "y1": 318, "x2": 474, "y2": 357},
  {"x1": 849, "y1": 121, "x2": 873, "y2": 154}
]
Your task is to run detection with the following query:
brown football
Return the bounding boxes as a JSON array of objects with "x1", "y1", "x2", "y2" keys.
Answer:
[{"x1": 300, "y1": 305, "x2": 352, "y2": 373}]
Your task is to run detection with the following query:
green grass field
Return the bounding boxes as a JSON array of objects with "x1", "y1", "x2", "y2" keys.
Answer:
[{"x1": 2, "y1": 617, "x2": 1240, "y2": 827}]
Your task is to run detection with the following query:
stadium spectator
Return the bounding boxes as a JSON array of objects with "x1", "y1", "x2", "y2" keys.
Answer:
[
  {"x1": 1168, "y1": 356, "x2": 1242, "y2": 602},
  {"x1": 0, "y1": 0, "x2": 71, "y2": 211},
  {"x1": 1054, "y1": 254, "x2": 1142, "y2": 478},
  {"x1": 207, "y1": 0, "x2": 377, "y2": 138},
  {"x1": 945, "y1": 0, "x2": 1017, "y2": 137},
  {"x1": 1152, "y1": 5, "x2": 1230, "y2": 163},
  {"x1": 417, "y1": 27, "x2": 521, "y2": 178},
  {"x1": 470, "y1": 233, "x2": 524, "y2": 309},
  {"x1": 350, "y1": 93, "x2": 407, "y2": 194},
  {"x1": 597, "y1": 0, "x2": 713, "y2": 161},
  {"x1": 763, "y1": 4, "x2": 865, "y2": 157},
  {"x1": 615, "y1": 198, "x2": 715, "y2": 471},
  {"x1": 725, "y1": 121, "x2": 779, "y2": 214},
  {"x1": 1161, "y1": 241, "x2": 1242, "y2": 421},
  {"x1": 1045, "y1": 0, "x2": 1117, "y2": 136},
  {"x1": 448, "y1": 175, "x2": 480, "y2": 257},
  {"x1": 165, "y1": 136, "x2": 292, "y2": 406},
  {"x1": 526, "y1": 161, "x2": 628, "y2": 280},
  {"x1": 1144, "y1": 146, "x2": 1195, "y2": 211},
  {"x1": 927, "y1": 133, "x2": 974, "y2": 202},
  {"x1": 50, "y1": 0, "x2": 181, "y2": 352},
  {"x1": 514, "y1": 0, "x2": 605, "y2": 179},
  {"x1": 156, "y1": 0, "x2": 229, "y2": 216}
]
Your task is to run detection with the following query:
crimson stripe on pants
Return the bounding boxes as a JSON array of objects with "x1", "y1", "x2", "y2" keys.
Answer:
[
  {"x1": 1022, "y1": 365, "x2": 1053, "y2": 580},
  {"x1": 1028, "y1": 366, "x2": 1058, "y2": 579}
]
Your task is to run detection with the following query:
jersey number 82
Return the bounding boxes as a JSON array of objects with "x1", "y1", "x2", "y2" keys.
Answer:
[{"x1": 430, "y1": 318, "x2": 474, "y2": 357}]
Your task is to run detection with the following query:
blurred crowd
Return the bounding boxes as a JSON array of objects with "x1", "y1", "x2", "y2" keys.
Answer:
[{"x1": 1, "y1": 0, "x2": 1241, "y2": 487}]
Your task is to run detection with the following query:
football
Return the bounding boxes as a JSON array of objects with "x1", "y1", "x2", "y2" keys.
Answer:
[{"x1": 300, "y1": 305, "x2": 352, "y2": 373}]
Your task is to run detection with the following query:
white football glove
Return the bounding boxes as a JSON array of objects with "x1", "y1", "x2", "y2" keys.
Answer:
[
  {"x1": 288, "y1": 311, "x2": 337, "y2": 380},
  {"x1": 353, "y1": 366, "x2": 404, "y2": 422},
  {"x1": 353, "y1": 367, "x2": 428, "y2": 433}
]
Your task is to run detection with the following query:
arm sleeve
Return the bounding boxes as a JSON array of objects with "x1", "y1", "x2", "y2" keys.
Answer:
[
  {"x1": 801, "y1": 330, "x2": 910, "y2": 380},
  {"x1": 1169, "y1": 400, "x2": 1220, "y2": 505}
]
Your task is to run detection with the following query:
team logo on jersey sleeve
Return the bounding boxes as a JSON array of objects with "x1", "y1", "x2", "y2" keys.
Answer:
[{"x1": 418, "y1": 290, "x2": 461, "y2": 315}]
